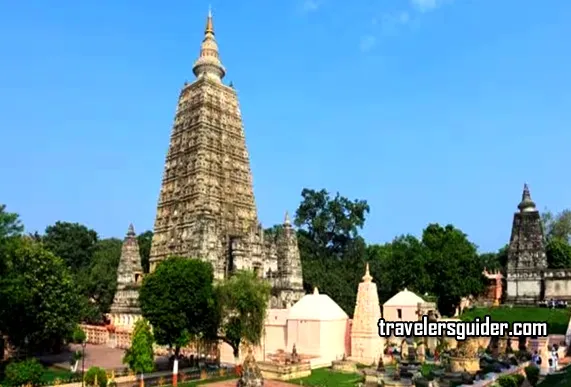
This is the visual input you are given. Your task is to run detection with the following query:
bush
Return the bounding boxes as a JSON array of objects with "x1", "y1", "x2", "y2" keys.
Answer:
[
  {"x1": 513, "y1": 373, "x2": 525, "y2": 386},
  {"x1": 4, "y1": 359, "x2": 44, "y2": 386},
  {"x1": 524, "y1": 365, "x2": 540, "y2": 386},
  {"x1": 497, "y1": 375, "x2": 518, "y2": 387},
  {"x1": 84, "y1": 367, "x2": 107, "y2": 387},
  {"x1": 71, "y1": 326, "x2": 86, "y2": 344}
]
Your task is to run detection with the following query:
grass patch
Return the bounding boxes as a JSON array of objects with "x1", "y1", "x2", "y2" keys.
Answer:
[
  {"x1": 461, "y1": 307, "x2": 571, "y2": 335},
  {"x1": 539, "y1": 365, "x2": 571, "y2": 386},
  {"x1": 290, "y1": 368, "x2": 362, "y2": 386},
  {"x1": 40, "y1": 367, "x2": 75, "y2": 383}
]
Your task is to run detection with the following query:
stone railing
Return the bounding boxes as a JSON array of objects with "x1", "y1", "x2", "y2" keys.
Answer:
[{"x1": 80, "y1": 325, "x2": 110, "y2": 345}]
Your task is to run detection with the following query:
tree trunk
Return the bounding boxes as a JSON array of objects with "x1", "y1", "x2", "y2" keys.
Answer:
[
  {"x1": 233, "y1": 346, "x2": 240, "y2": 365},
  {"x1": 172, "y1": 347, "x2": 180, "y2": 387}
]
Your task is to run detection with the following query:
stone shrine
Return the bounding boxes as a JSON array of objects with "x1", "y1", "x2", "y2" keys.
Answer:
[
  {"x1": 506, "y1": 184, "x2": 571, "y2": 303},
  {"x1": 148, "y1": 11, "x2": 304, "y2": 308},
  {"x1": 108, "y1": 224, "x2": 144, "y2": 328},
  {"x1": 506, "y1": 184, "x2": 548, "y2": 303},
  {"x1": 350, "y1": 263, "x2": 384, "y2": 365}
]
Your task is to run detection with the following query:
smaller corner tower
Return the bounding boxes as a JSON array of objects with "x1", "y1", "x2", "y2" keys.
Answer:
[
  {"x1": 109, "y1": 224, "x2": 144, "y2": 327},
  {"x1": 273, "y1": 212, "x2": 305, "y2": 308},
  {"x1": 505, "y1": 184, "x2": 547, "y2": 304}
]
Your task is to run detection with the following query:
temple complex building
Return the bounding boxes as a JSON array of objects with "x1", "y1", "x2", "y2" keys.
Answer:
[
  {"x1": 108, "y1": 224, "x2": 144, "y2": 329},
  {"x1": 506, "y1": 184, "x2": 571, "y2": 303},
  {"x1": 148, "y1": 11, "x2": 304, "y2": 308}
]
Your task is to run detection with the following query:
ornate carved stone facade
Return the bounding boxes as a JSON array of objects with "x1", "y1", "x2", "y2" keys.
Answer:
[
  {"x1": 506, "y1": 184, "x2": 548, "y2": 304},
  {"x1": 108, "y1": 224, "x2": 143, "y2": 327},
  {"x1": 350, "y1": 264, "x2": 384, "y2": 365},
  {"x1": 149, "y1": 11, "x2": 304, "y2": 308}
]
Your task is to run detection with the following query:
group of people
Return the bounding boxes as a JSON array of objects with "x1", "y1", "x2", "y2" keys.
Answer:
[{"x1": 531, "y1": 346, "x2": 560, "y2": 371}]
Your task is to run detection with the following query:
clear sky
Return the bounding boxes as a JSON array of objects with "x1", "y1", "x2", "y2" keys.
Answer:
[{"x1": 0, "y1": 0, "x2": 569, "y2": 253}]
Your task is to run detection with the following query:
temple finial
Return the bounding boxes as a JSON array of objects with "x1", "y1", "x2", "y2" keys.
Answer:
[
  {"x1": 313, "y1": 287, "x2": 319, "y2": 295},
  {"x1": 205, "y1": 6, "x2": 214, "y2": 34},
  {"x1": 362, "y1": 262, "x2": 373, "y2": 282},
  {"x1": 518, "y1": 183, "x2": 537, "y2": 212},
  {"x1": 127, "y1": 223, "x2": 136, "y2": 236},
  {"x1": 284, "y1": 211, "x2": 291, "y2": 226},
  {"x1": 193, "y1": 9, "x2": 226, "y2": 81}
]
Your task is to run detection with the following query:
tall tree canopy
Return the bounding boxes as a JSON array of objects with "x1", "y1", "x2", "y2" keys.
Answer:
[
  {"x1": 295, "y1": 188, "x2": 370, "y2": 255},
  {"x1": 293, "y1": 188, "x2": 370, "y2": 315},
  {"x1": 421, "y1": 224, "x2": 484, "y2": 316},
  {"x1": 139, "y1": 257, "x2": 215, "y2": 356},
  {"x1": 43, "y1": 221, "x2": 99, "y2": 272},
  {"x1": 0, "y1": 204, "x2": 24, "y2": 240},
  {"x1": 0, "y1": 238, "x2": 81, "y2": 351}
]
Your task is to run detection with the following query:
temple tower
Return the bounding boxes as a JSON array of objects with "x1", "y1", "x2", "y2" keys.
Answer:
[
  {"x1": 148, "y1": 11, "x2": 304, "y2": 308},
  {"x1": 109, "y1": 224, "x2": 144, "y2": 327},
  {"x1": 505, "y1": 184, "x2": 547, "y2": 304},
  {"x1": 350, "y1": 263, "x2": 384, "y2": 364}
]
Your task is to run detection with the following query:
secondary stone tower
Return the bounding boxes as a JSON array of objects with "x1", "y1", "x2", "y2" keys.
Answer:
[
  {"x1": 149, "y1": 11, "x2": 304, "y2": 308},
  {"x1": 505, "y1": 184, "x2": 548, "y2": 304},
  {"x1": 109, "y1": 224, "x2": 144, "y2": 327}
]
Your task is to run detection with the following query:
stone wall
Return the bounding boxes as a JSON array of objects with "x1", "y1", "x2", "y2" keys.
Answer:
[{"x1": 544, "y1": 270, "x2": 571, "y2": 300}]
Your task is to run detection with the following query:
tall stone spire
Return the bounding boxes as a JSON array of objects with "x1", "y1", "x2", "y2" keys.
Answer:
[
  {"x1": 148, "y1": 13, "x2": 303, "y2": 309},
  {"x1": 192, "y1": 9, "x2": 226, "y2": 81},
  {"x1": 109, "y1": 224, "x2": 144, "y2": 327},
  {"x1": 351, "y1": 263, "x2": 383, "y2": 364},
  {"x1": 505, "y1": 183, "x2": 547, "y2": 304}
]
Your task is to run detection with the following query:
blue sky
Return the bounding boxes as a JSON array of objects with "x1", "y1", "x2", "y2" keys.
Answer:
[{"x1": 0, "y1": 0, "x2": 569, "y2": 253}]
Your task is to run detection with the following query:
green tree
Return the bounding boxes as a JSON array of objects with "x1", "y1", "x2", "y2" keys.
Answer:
[
  {"x1": 295, "y1": 188, "x2": 370, "y2": 255},
  {"x1": 383, "y1": 235, "x2": 433, "y2": 297},
  {"x1": 0, "y1": 239, "x2": 81, "y2": 351},
  {"x1": 0, "y1": 204, "x2": 24, "y2": 240},
  {"x1": 421, "y1": 224, "x2": 484, "y2": 316},
  {"x1": 139, "y1": 257, "x2": 215, "y2": 357},
  {"x1": 542, "y1": 209, "x2": 571, "y2": 242},
  {"x1": 137, "y1": 231, "x2": 153, "y2": 273},
  {"x1": 43, "y1": 221, "x2": 99, "y2": 272},
  {"x1": 76, "y1": 238, "x2": 123, "y2": 322},
  {"x1": 123, "y1": 318, "x2": 155, "y2": 382},
  {"x1": 546, "y1": 238, "x2": 571, "y2": 268},
  {"x1": 291, "y1": 188, "x2": 371, "y2": 315},
  {"x1": 214, "y1": 270, "x2": 271, "y2": 362}
]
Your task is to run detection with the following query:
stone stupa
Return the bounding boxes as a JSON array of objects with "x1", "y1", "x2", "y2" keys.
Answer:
[{"x1": 351, "y1": 263, "x2": 384, "y2": 364}]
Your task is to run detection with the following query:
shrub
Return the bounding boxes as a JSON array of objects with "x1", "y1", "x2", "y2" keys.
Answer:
[
  {"x1": 4, "y1": 358, "x2": 44, "y2": 386},
  {"x1": 524, "y1": 365, "x2": 540, "y2": 386},
  {"x1": 497, "y1": 375, "x2": 518, "y2": 387},
  {"x1": 71, "y1": 326, "x2": 86, "y2": 344},
  {"x1": 513, "y1": 373, "x2": 525, "y2": 386},
  {"x1": 84, "y1": 367, "x2": 107, "y2": 387}
]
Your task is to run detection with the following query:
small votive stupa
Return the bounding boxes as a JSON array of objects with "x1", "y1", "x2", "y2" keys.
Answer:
[{"x1": 351, "y1": 263, "x2": 384, "y2": 364}]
